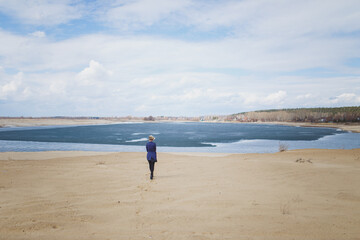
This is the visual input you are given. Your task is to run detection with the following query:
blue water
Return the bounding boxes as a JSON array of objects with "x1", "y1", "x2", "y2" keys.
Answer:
[{"x1": 0, "y1": 122, "x2": 359, "y2": 153}]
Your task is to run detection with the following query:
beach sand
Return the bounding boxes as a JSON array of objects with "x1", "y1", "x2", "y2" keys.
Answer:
[
  {"x1": 1, "y1": 149, "x2": 360, "y2": 240},
  {"x1": 0, "y1": 118, "x2": 124, "y2": 128}
]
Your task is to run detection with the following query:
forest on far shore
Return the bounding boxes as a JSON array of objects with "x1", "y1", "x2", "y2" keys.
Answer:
[{"x1": 230, "y1": 106, "x2": 360, "y2": 123}]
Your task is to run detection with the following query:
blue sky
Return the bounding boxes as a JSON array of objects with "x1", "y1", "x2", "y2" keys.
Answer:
[{"x1": 0, "y1": 0, "x2": 359, "y2": 117}]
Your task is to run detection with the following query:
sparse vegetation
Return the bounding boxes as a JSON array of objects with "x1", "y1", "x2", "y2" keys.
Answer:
[
  {"x1": 295, "y1": 158, "x2": 313, "y2": 163},
  {"x1": 232, "y1": 106, "x2": 360, "y2": 123},
  {"x1": 279, "y1": 142, "x2": 289, "y2": 152},
  {"x1": 143, "y1": 115, "x2": 155, "y2": 121},
  {"x1": 280, "y1": 201, "x2": 291, "y2": 215}
]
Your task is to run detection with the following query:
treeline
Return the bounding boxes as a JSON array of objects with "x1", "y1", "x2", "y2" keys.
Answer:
[
  {"x1": 232, "y1": 106, "x2": 360, "y2": 123},
  {"x1": 143, "y1": 116, "x2": 155, "y2": 121}
]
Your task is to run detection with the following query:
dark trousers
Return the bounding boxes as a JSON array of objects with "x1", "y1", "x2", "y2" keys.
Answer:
[{"x1": 148, "y1": 160, "x2": 155, "y2": 175}]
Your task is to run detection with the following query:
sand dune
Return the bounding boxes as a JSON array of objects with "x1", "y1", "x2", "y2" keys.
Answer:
[{"x1": 1, "y1": 149, "x2": 360, "y2": 240}]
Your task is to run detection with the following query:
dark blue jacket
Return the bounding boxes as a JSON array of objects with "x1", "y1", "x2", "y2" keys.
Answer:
[{"x1": 146, "y1": 141, "x2": 157, "y2": 162}]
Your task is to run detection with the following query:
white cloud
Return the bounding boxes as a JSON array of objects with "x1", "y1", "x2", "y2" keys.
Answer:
[
  {"x1": 77, "y1": 60, "x2": 112, "y2": 86},
  {"x1": 1, "y1": 1, "x2": 360, "y2": 74},
  {"x1": 330, "y1": 93, "x2": 360, "y2": 104},
  {"x1": 3, "y1": 0, "x2": 359, "y2": 38},
  {"x1": 104, "y1": 0, "x2": 191, "y2": 30},
  {"x1": 296, "y1": 94, "x2": 312, "y2": 100},
  {"x1": 0, "y1": 0, "x2": 83, "y2": 25},
  {"x1": 97, "y1": 0, "x2": 360, "y2": 40},
  {"x1": 30, "y1": 31, "x2": 46, "y2": 38},
  {"x1": 264, "y1": 91, "x2": 287, "y2": 105},
  {"x1": 240, "y1": 91, "x2": 288, "y2": 108},
  {"x1": 0, "y1": 72, "x2": 24, "y2": 100},
  {"x1": 0, "y1": 1, "x2": 359, "y2": 116},
  {"x1": 0, "y1": 67, "x2": 358, "y2": 116},
  {"x1": 49, "y1": 79, "x2": 67, "y2": 95},
  {"x1": 1, "y1": 29, "x2": 358, "y2": 75},
  {"x1": 0, "y1": 80, "x2": 20, "y2": 99}
]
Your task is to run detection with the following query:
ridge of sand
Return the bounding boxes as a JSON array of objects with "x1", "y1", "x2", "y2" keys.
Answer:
[{"x1": 1, "y1": 149, "x2": 360, "y2": 240}]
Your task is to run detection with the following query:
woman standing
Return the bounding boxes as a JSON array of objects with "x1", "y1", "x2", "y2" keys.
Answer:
[{"x1": 146, "y1": 135, "x2": 157, "y2": 180}]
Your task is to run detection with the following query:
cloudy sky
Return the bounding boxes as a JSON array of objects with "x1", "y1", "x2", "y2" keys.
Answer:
[{"x1": 0, "y1": 0, "x2": 359, "y2": 117}]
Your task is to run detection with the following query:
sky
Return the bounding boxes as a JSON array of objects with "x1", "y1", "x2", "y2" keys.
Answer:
[{"x1": 0, "y1": 0, "x2": 360, "y2": 117}]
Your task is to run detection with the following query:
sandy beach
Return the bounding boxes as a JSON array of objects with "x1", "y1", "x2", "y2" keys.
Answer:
[
  {"x1": 1, "y1": 149, "x2": 360, "y2": 240},
  {"x1": 0, "y1": 118, "x2": 126, "y2": 128}
]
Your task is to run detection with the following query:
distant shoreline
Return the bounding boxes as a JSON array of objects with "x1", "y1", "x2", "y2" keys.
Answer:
[
  {"x1": 0, "y1": 117, "x2": 359, "y2": 133},
  {"x1": 245, "y1": 121, "x2": 360, "y2": 133}
]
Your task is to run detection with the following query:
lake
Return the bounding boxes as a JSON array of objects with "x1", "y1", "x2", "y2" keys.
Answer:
[{"x1": 0, "y1": 122, "x2": 359, "y2": 153}]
